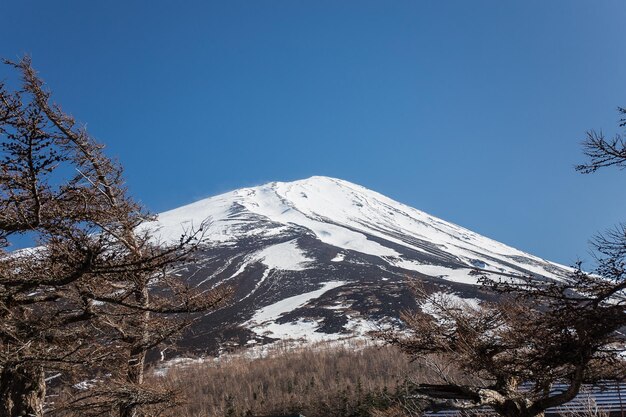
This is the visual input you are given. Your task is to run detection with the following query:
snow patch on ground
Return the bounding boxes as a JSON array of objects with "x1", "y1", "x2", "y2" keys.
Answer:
[
  {"x1": 228, "y1": 259, "x2": 250, "y2": 279},
  {"x1": 391, "y1": 259, "x2": 481, "y2": 285},
  {"x1": 251, "y1": 239, "x2": 312, "y2": 271},
  {"x1": 246, "y1": 281, "x2": 346, "y2": 340},
  {"x1": 331, "y1": 253, "x2": 345, "y2": 262},
  {"x1": 153, "y1": 338, "x2": 383, "y2": 377},
  {"x1": 255, "y1": 319, "x2": 330, "y2": 342},
  {"x1": 344, "y1": 316, "x2": 378, "y2": 336},
  {"x1": 239, "y1": 268, "x2": 273, "y2": 301},
  {"x1": 420, "y1": 292, "x2": 481, "y2": 317},
  {"x1": 153, "y1": 357, "x2": 207, "y2": 377},
  {"x1": 248, "y1": 281, "x2": 345, "y2": 325}
]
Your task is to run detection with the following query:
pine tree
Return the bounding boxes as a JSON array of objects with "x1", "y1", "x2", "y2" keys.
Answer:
[{"x1": 0, "y1": 57, "x2": 230, "y2": 417}]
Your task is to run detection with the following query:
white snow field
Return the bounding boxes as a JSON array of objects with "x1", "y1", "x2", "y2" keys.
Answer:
[{"x1": 245, "y1": 281, "x2": 348, "y2": 341}]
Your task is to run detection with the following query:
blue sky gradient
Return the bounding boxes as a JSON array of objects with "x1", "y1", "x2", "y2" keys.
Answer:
[{"x1": 2, "y1": 1, "x2": 625, "y2": 265}]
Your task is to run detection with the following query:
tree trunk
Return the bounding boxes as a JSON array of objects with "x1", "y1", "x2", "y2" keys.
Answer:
[
  {"x1": 118, "y1": 345, "x2": 147, "y2": 417},
  {"x1": 0, "y1": 364, "x2": 46, "y2": 417},
  {"x1": 494, "y1": 399, "x2": 544, "y2": 417},
  {"x1": 119, "y1": 286, "x2": 150, "y2": 417},
  {"x1": 127, "y1": 345, "x2": 147, "y2": 386}
]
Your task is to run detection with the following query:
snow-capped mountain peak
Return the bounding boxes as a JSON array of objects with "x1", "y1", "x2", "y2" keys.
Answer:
[
  {"x1": 157, "y1": 176, "x2": 565, "y2": 283},
  {"x1": 151, "y1": 177, "x2": 570, "y2": 353}
]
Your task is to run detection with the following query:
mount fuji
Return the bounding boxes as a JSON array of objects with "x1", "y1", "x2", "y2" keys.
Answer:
[{"x1": 151, "y1": 176, "x2": 570, "y2": 354}]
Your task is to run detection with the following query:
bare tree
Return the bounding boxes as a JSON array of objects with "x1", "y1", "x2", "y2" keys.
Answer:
[
  {"x1": 379, "y1": 108, "x2": 626, "y2": 417},
  {"x1": 0, "y1": 57, "x2": 230, "y2": 417},
  {"x1": 576, "y1": 107, "x2": 626, "y2": 173},
  {"x1": 378, "y1": 274, "x2": 625, "y2": 417}
]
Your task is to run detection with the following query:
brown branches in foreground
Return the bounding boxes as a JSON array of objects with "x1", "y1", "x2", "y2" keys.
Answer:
[
  {"x1": 378, "y1": 273, "x2": 625, "y2": 417},
  {"x1": 0, "y1": 57, "x2": 230, "y2": 417},
  {"x1": 377, "y1": 106, "x2": 626, "y2": 417},
  {"x1": 575, "y1": 107, "x2": 626, "y2": 173}
]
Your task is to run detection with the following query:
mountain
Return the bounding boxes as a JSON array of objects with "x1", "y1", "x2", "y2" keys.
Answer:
[{"x1": 151, "y1": 176, "x2": 570, "y2": 355}]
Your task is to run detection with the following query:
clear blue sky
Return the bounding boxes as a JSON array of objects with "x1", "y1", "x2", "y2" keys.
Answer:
[{"x1": 2, "y1": 1, "x2": 625, "y2": 266}]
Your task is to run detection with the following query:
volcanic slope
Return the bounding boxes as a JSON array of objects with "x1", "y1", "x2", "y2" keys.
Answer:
[{"x1": 152, "y1": 176, "x2": 570, "y2": 353}]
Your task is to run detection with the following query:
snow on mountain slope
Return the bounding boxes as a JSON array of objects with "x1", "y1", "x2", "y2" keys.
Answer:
[
  {"x1": 245, "y1": 281, "x2": 347, "y2": 341},
  {"x1": 148, "y1": 176, "x2": 572, "y2": 354},
  {"x1": 156, "y1": 176, "x2": 568, "y2": 284}
]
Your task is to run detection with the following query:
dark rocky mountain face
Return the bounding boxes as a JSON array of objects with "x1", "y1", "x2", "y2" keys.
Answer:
[{"x1": 152, "y1": 176, "x2": 570, "y2": 356}]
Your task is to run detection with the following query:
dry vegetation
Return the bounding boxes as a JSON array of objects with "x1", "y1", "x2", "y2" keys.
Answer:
[{"x1": 146, "y1": 340, "x2": 442, "y2": 417}]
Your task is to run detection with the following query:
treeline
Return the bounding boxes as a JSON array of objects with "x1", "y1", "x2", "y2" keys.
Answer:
[{"x1": 148, "y1": 341, "x2": 440, "y2": 417}]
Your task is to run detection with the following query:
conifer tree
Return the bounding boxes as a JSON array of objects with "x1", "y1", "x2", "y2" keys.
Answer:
[
  {"x1": 379, "y1": 109, "x2": 626, "y2": 417},
  {"x1": 0, "y1": 57, "x2": 230, "y2": 417}
]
